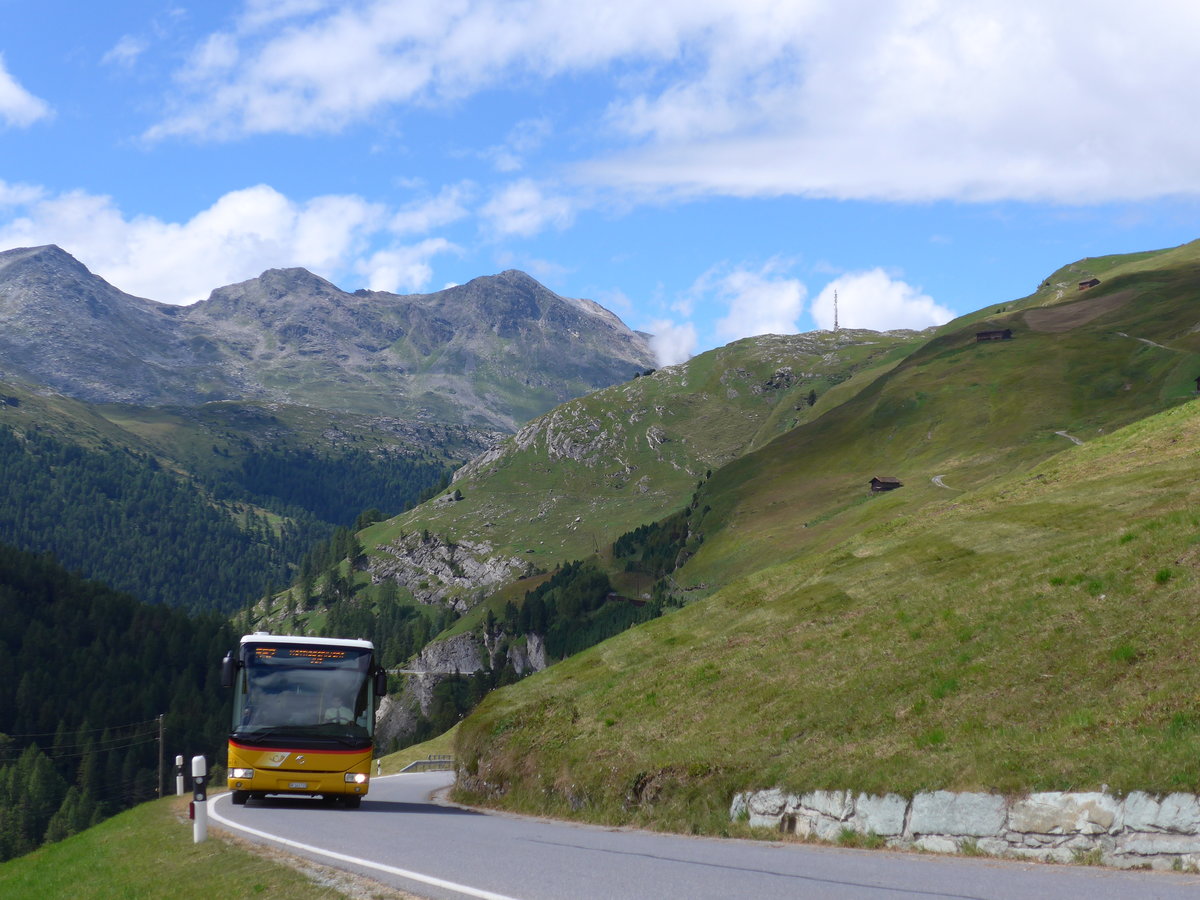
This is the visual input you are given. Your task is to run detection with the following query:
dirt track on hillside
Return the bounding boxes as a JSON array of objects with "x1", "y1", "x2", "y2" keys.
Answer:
[{"x1": 1023, "y1": 289, "x2": 1134, "y2": 332}]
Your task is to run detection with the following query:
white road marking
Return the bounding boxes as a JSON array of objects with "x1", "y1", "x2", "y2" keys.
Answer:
[{"x1": 209, "y1": 790, "x2": 523, "y2": 900}]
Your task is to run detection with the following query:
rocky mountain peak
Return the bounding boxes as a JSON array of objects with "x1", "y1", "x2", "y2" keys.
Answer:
[
  {"x1": 0, "y1": 246, "x2": 656, "y2": 429},
  {"x1": 0, "y1": 243, "x2": 76, "y2": 274},
  {"x1": 0, "y1": 244, "x2": 163, "y2": 319},
  {"x1": 0, "y1": 245, "x2": 140, "y2": 305},
  {"x1": 195, "y1": 266, "x2": 346, "y2": 315}
]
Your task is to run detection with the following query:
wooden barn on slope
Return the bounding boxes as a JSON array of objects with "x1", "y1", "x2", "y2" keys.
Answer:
[
  {"x1": 975, "y1": 328, "x2": 1013, "y2": 342},
  {"x1": 870, "y1": 476, "x2": 903, "y2": 492}
]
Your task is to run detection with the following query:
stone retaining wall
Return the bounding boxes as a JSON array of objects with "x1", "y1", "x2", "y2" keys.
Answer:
[{"x1": 730, "y1": 788, "x2": 1200, "y2": 870}]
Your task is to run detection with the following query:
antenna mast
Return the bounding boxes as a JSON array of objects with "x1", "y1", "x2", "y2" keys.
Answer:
[{"x1": 833, "y1": 290, "x2": 839, "y2": 331}]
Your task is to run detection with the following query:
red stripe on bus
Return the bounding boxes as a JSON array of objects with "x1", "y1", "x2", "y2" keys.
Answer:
[{"x1": 229, "y1": 740, "x2": 370, "y2": 756}]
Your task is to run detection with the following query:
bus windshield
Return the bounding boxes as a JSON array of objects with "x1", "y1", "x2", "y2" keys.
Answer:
[{"x1": 232, "y1": 641, "x2": 374, "y2": 746}]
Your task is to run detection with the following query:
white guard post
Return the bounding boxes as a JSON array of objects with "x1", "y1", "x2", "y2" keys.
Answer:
[
  {"x1": 176, "y1": 755, "x2": 185, "y2": 796},
  {"x1": 192, "y1": 755, "x2": 208, "y2": 843}
]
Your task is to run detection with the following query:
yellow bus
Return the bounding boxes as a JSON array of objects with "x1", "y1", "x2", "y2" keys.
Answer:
[{"x1": 221, "y1": 633, "x2": 387, "y2": 808}]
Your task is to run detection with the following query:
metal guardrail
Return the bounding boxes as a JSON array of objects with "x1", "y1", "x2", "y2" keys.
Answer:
[{"x1": 398, "y1": 754, "x2": 456, "y2": 773}]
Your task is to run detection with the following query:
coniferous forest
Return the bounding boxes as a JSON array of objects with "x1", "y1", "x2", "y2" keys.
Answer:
[
  {"x1": 0, "y1": 425, "x2": 450, "y2": 612},
  {"x1": 0, "y1": 543, "x2": 234, "y2": 861}
]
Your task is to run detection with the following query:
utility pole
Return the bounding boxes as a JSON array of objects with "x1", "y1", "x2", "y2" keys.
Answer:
[
  {"x1": 157, "y1": 713, "x2": 164, "y2": 798},
  {"x1": 834, "y1": 290, "x2": 839, "y2": 331}
]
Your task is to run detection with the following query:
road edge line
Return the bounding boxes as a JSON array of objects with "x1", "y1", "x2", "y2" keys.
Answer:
[{"x1": 209, "y1": 791, "x2": 523, "y2": 900}]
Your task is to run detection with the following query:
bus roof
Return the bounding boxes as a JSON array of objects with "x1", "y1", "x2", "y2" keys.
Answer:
[{"x1": 239, "y1": 633, "x2": 374, "y2": 651}]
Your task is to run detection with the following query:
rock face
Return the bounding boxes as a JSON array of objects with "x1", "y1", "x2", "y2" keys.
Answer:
[
  {"x1": 368, "y1": 531, "x2": 529, "y2": 611},
  {"x1": 373, "y1": 629, "x2": 547, "y2": 749},
  {"x1": 731, "y1": 787, "x2": 1200, "y2": 870},
  {"x1": 0, "y1": 246, "x2": 656, "y2": 430},
  {"x1": 406, "y1": 629, "x2": 547, "y2": 689}
]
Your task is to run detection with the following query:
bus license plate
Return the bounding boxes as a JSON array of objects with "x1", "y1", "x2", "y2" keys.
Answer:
[{"x1": 288, "y1": 782, "x2": 308, "y2": 789}]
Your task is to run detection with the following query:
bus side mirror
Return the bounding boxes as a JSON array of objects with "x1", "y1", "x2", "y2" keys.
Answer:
[
  {"x1": 221, "y1": 652, "x2": 238, "y2": 689},
  {"x1": 374, "y1": 668, "x2": 388, "y2": 697}
]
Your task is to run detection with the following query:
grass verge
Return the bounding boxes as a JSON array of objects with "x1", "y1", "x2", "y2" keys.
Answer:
[{"x1": 0, "y1": 794, "x2": 416, "y2": 900}]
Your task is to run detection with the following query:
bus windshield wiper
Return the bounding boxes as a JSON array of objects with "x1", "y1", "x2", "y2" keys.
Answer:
[
  {"x1": 233, "y1": 727, "x2": 365, "y2": 748},
  {"x1": 233, "y1": 727, "x2": 301, "y2": 742}
]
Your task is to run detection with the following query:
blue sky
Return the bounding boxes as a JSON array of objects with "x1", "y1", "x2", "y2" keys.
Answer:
[{"x1": 2, "y1": 0, "x2": 1199, "y2": 364}]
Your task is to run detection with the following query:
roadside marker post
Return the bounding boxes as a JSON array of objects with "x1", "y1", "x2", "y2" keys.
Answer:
[
  {"x1": 175, "y1": 755, "x2": 185, "y2": 796},
  {"x1": 192, "y1": 755, "x2": 208, "y2": 843}
]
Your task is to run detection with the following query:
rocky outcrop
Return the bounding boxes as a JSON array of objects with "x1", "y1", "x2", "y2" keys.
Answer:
[
  {"x1": 369, "y1": 531, "x2": 528, "y2": 612},
  {"x1": 373, "y1": 629, "x2": 549, "y2": 749},
  {"x1": 507, "y1": 632, "x2": 547, "y2": 675},
  {"x1": 373, "y1": 693, "x2": 421, "y2": 754},
  {"x1": 409, "y1": 629, "x2": 547, "y2": 712},
  {"x1": 732, "y1": 787, "x2": 1200, "y2": 869},
  {"x1": 407, "y1": 629, "x2": 547, "y2": 683},
  {"x1": 413, "y1": 631, "x2": 486, "y2": 678}
]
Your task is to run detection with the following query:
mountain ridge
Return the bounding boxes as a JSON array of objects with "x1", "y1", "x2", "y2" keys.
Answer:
[{"x1": 0, "y1": 245, "x2": 656, "y2": 429}]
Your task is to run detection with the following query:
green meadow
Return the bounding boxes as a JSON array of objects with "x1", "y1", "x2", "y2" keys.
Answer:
[{"x1": 450, "y1": 241, "x2": 1200, "y2": 832}]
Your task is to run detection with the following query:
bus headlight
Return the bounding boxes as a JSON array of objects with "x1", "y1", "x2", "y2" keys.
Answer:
[
  {"x1": 344, "y1": 773, "x2": 368, "y2": 784},
  {"x1": 231, "y1": 768, "x2": 254, "y2": 779}
]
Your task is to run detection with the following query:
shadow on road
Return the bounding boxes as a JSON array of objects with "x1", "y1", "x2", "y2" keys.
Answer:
[
  {"x1": 241, "y1": 796, "x2": 483, "y2": 816},
  {"x1": 361, "y1": 800, "x2": 484, "y2": 816}
]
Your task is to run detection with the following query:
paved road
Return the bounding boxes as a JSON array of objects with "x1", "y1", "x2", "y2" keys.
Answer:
[{"x1": 210, "y1": 773, "x2": 1200, "y2": 900}]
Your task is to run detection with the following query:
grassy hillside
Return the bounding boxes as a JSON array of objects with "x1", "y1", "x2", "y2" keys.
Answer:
[
  {"x1": 455, "y1": 395, "x2": 1200, "y2": 831},
  {"x1": 359, "y1": 329, "x2": 926, "y2": 602},
  {"x1": 449, "y1": 240, "x2": 1200, "y2": 830},
  {"x1": 0, "y1": 796, "x2": 384, "y2": 899},
  {"x1": 353, "y1": 241, "x2": 1200, "y2": 620},
  {"x1": 673, "y1": 240, "x2": 1200, "y2": 594}
]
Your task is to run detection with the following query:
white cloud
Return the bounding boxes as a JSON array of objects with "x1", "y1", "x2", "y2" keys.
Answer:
[
  {"x1": 710, "y1": 264, "x2": 806, "y2": 342},
  {"x1": 0, "y1": 55, "x2": 52, "y2": 128},
  {"x1": 186, "y1": 33, "x2": 240, "y2": 81},
  {"x1": 148, "y1": 0, "x2": 1200, "y2": 203},
  {"x1": 647, "y1": 318, "x2": 697, "y2": 366},
  {"x1": 102, "y1": 36, "x2": 149, "y2": 68},
  {"x1": 237, "y1": 0, "x2": 336, "y2": 32},
  {"x1": 0, "y1": 184, "x2": 389, "y2": 303},
  {"x1": 0, "y1": 180, "x2": 45, "y2": 207},
  {"x1": 482, "y1": 118, "x2": 553, "y2": 172},
  {"x1": 149, "y1": 1, "x2": 698, "y2": 138},
  {"x1": 480, "y1": 179, "x2": 574, "y2": 238},
  {"x1": 581, "y1": 1, "x2": 1200, "y2": 203},
  {"x1": 810, "y1": 269, "x2": 953, "y2": 331},
  {"x1": 356, "y1": 238, "x2": 459, "y2": 293},
  {"x1": 389, "y1": 183, "x2": 472, "y2": 235}
]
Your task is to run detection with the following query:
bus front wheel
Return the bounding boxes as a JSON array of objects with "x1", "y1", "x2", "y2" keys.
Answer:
[
  {"x1": 341, "y1": 795, "x2": 362, "y2": 809},
  {"x1": 231, "y1": 790, "x2": 248, "y2": 805}
]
